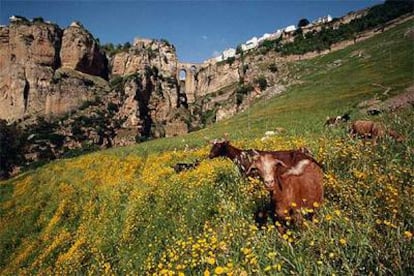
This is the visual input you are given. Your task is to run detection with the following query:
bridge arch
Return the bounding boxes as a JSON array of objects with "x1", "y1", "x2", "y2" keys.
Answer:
[{"x1": 177, "y1": 63, "x2": 201, "y2": 104}]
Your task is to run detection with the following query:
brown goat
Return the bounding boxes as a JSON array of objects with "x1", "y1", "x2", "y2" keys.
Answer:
[
  {"x1": 247, "y1": 152, "x2": 324, "y2": 233},
  {"x1": 208, "y1": 138, "x2": 323, "y2": 177},
  {"x1": 350, "y1": 120, "x2": 404, "y2": 144}
]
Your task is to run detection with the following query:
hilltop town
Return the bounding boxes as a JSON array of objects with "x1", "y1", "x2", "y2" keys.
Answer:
[{"x1": 206, "y1": 9, "x2": 367, "y2": 63}]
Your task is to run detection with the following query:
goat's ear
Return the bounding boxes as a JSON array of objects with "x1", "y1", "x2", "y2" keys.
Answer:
[
  {"x1": 246, "y1": 164, "x2": 256, "y2": 175},
  {"x1": 274, "y1": 159, "x2": 288, "y2": 168},
  {"x1": 247, "y1": 149, "x2": 260, "y2": 161}
]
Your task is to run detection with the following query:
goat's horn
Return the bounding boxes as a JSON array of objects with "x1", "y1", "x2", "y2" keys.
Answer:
[{"x1": 275, "y1": 159, "x2": 288, "y2": 168}]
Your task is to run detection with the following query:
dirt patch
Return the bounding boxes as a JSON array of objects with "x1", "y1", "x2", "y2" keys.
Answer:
[
  {"x1": 383, "y1": 85, "x2": 414, "y2": 111},
  {"x1": 360, "y1": 85, "x2": 414, "y2": 114},
  {"x1": 404, "y1": 28, "x2": 414, "y2": 40}
]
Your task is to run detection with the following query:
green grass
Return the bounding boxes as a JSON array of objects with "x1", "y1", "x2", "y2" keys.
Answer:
[{"x1": 0, "y1": 18, "x2": 413, "y2": 275}]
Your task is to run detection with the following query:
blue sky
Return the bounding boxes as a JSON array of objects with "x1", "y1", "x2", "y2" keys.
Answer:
[{"x1": 1, "y1": 0, "x2": 383, "y2": 63}]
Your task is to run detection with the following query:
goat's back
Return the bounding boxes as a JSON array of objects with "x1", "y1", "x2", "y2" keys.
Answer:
[{"x1": 277, "y1": 161, "x2": 324, "y2": 210}]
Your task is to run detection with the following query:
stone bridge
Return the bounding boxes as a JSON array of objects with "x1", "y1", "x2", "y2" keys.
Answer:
[{"x1": 177, "y1": 62, "x2": 201, "y2": 104}]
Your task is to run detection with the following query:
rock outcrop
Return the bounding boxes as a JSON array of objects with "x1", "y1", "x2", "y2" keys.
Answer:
[
  {"x1": 109, "y1": 39, "x2": 185, "y2": 142},
  {"x1": 0, "y1": 21, "x2": 62, "y2": 121},
  {"x1": 60, "y1": 22, "x2": 108, "y2": 79},
  {"x1": 0, "y1": 19, "x2": 108, "y2": 122}
]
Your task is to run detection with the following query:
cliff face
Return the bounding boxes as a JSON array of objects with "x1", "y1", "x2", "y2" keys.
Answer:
[
  {"x1": 60, "y1": 23, "x2": 108, "y2": 79},
  {"x1": 0, "y1": 20, "x2": 108, "y2": 122},
  {"x1": 0, "y1": 21, "x2": 61, "y2": 120},
  {"x1": 109, "y1": 39, "x2": 186, "y2": 140}
]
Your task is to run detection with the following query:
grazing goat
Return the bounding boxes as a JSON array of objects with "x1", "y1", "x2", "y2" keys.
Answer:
[
  {"x1": 350, "y1": 120, "x2": 404, "y2": 144},
  {"x1": 173, "y1": 160, "x2": 200, "y2": 173},
  {"x1": 247, "y1": 151, "x2": 324, "y2": 233},
  {"x1": 324, "y1": 112, "x2": 351, "y2": 127},
  {"x1": 208, "y1": 139, "x2": 323, "y2": 176}
]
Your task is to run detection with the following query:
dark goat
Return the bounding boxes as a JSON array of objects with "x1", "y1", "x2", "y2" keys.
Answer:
[
  {"x1": 173, "y1": 160, "x2": 200, "y2": 173},
  {"x1": 324, "y1": 112, "x2": 351, "y2": 126}
]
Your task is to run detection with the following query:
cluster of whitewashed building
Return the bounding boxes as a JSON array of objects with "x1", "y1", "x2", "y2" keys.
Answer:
[
  {"x1": 7, "y1": 15, "x2": 53, "y2": 25},
  {"x1": 210, "y1": 14, "x2": 332, "y2": 63}
]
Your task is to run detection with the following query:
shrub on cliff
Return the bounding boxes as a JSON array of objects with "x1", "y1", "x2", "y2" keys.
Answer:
[
  {"x1": 254, "y1": 76, "x2": 268, "y2": 91},
  {"x1": 0, "y1": 120, "x2": 25, "y2": 179}
]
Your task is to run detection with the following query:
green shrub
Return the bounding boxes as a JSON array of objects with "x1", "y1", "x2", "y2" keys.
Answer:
[
  {"x1": 254, "y1": 76, "x2": 267, "y2": 91},
  {"x1": 268, "y1": 63, "x2": 278, "y2": 73},
  {"x1": 226, "y1": 57, "x2": 236, "y2": 65}
]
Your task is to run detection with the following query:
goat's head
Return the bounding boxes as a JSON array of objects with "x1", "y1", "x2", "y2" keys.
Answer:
[
  {"x1": 247, "y1": 150, "x2": 288, "y2": 190},
  {"x1": 208, "y1": 138, "x2": 229, "y2": 158}
]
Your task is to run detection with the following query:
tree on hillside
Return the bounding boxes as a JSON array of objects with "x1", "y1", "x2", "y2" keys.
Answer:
[
  {"x1": 0, "y1": 120, "x2": 25, "y2": 179},
  {"x1": 236, "y1": 44, "x2": 243, "y2": 55},
  {"x1": 298, "y1": 18, "x2": 310, "y2": 28}
]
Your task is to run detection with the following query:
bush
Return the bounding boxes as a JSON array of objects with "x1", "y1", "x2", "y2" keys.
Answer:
[
  {"x1": 268, "y1": 63, "x2": 278, "y2": 73},
  {"x1": 235, "y1": 83, "x2": 254, "y2": 105},
  {"x1": 226, "y1": 57, "x2": 236, "y2": 65},
  {"x1": 236, "y1": 83, "x2": 254, "y2": 95},
  {"x1": 32, "y1": 17, "x2": 44, "y2": 23},
  {"x1": 254, "y1": 76, "x2": 268, "y2": 91},
  {"x1": 110, "y1": 75, "x2": 124, "y2": 90},
  {"x1": 298, "y1": 18, "x2": 310, "y2": 28},
  {"x1": 107, "y1": 102, "x2": 119, "y2": 114},
  {"x1": 0, "y1": 120, "x2": 25, "y2": 179}
]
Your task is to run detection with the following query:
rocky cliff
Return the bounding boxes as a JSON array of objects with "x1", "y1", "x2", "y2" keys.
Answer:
[
  {"x1": 60, "y1": 22, "x2": 108, "y2": 79},
  {"x1": 0, "y1": 19, "x2": 108, "y2": 122}
]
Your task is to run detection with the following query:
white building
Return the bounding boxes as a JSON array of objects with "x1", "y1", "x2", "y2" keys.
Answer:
[
  {"x1": 241, "y1": 36, "x2": 258, "y2": 52},
  {"x1": 313, "y1": 15, "x2": 333, "y2": 25},
  {"x1": 222, "y1": 48, "x2": 236, "y2": 59},
  {"x1": 258, "y1": 33, "x2": 272, "y2": 43},
  {"x1": 284, "y1": 25, "x2": 297, "y2": 33},
  {"x1": 70, "y1": 21, "x2": 83, "y2": 28},
  {"x1": 9, "y1": 15, "x2": 25, "y2": 22},
  {"x1": 215, "y1": 55, "x2": 223, "y2": 62}
]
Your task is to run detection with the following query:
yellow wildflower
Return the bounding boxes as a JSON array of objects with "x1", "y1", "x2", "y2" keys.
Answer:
[
  {"x1": 214, "y1": 266, "x2": 225, "y2": 275},
  {"x1": 206, "y1": 257, "x2": 215, "y2": 265},
  {"x1": 404, "y1": 231, "x2": 412, "y2": 239}
]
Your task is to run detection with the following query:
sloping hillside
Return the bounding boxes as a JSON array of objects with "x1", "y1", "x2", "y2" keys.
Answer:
[{"x1": 0, "y1": 19, "x2": 413, "y2": 275}]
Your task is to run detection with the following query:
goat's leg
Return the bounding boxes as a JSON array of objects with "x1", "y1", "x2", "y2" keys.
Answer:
[{"x1": 274, "y1": 208, "x2": 288, "y2": 234}]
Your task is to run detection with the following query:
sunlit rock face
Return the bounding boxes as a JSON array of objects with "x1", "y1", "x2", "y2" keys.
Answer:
[
  {"x1": 0, "y1": 20, "x2": 108, "y2": 121},
  {"x1": 60, "y1": 22, "x2": 108, "y2": 79}
]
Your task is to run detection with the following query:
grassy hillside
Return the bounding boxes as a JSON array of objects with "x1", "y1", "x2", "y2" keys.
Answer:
[{"x1": 1, "y1": 19, "x2": 413, "y2": 275}]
